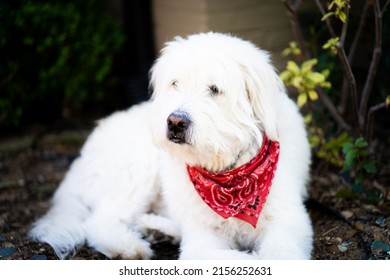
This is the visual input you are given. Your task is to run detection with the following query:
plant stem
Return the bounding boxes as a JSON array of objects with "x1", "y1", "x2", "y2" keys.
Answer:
[
  {"x1": 315, "y1": 0, "x2": 361, "y2": 134},
  {"x1": 339, "y1": 2, "x2": 370, "y2": 114},
  {"x1": 359, "y1": 0, "x2": 383, "y2": 133},
  {"x1": 282, "y1": 0, "x2": 310, "y2": 59},
  {"x1": 314, "y1": 0, "x2": 337, "y2": 37},
  {"x1": 366, "y1": 102, "x2": 387, "y2": 142}
]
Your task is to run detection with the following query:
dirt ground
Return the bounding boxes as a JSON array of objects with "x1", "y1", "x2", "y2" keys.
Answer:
[{"x1": 0, "y1": 126, "x2": 389, "y2": 260}]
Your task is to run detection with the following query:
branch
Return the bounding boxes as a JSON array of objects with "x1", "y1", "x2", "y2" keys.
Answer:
[
  {"x1": 339, "y1": 5, "x2": 349, "y2": 46},
  {"x1": 359, "y1": 0, "x2": 383, "y2": 131},
  {"x1": 314, "y1": 0, "x2": 337, "y2": 38},
  {"x1": 366, "y1": 102, "x2": 387, "y2": 142},
  {"x1": 282, "y1": 0, "x2": 310, "y2": 59},
  {"x1": 337, "y1": 47, "x2": 361, "y2": 133},
  {"x1": 315, "y1": 0, "x2": 360, "y2": 133},
  {"x1": 339, "y1": 2, "x2": 369, "y2": 114},
  {"x1": 382, "y1": 0, "x2": 390, "y2": 16},
  {"x1": 348, "y1": 2, "x2": 370, "y2": 62},
  {"x1": 317, "y1": 87, "x2": 351, "y2": 131}
]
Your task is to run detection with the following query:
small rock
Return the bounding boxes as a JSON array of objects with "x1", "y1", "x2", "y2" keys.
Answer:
[
  {"x1": 326, "y1": 244, "x2": 339, "y2": 254},
  {"x1": 355, "y1": 221, "x2": 364, "y2": 231},
  {"x1": 375, "y1": 216, "x2": 386, "y2": 226},
  {"x1": 337, "y1": 244, "x2": 348, "y2": 252},
  {"x1": 341, "y1": 210, "x2": 353, "y2": 219},
  {"x1": 335, "y1": 237, "x2": 342, "y2": 243},
  {"x1": 0, "y1": 247, "x2": 17, "y2": 258},
  {"x1": 29, "y1": 254, "x2": 48, "y2": 260},
  {"x1": 345, "y1": 229, "x2": 357, "y2": 239}
]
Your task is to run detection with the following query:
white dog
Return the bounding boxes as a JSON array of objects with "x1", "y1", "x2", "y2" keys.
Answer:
[{"x1": 29, "y1": 32, "x2": 313, "y2": 260}]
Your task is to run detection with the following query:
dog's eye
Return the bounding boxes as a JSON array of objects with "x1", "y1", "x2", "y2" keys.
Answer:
[
  {"x1": 171, "y1": 80, "x2": 178, "y2": 88},
  {"x1": 208, "y1": 85, "x2": 221, "y2": 95}
]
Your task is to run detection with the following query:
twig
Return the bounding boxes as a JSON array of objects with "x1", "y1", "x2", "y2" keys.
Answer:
[
  {"x1": 382, "y1": 0, "x2": 390, "y2": 15},
  {"x1": 282, "y1": 0, "x2": 310, "y2": 59},
  {"x1": 314, "y1": 0, "x2": 337, "y2": 38},
  {"x1": 347, "y1": 2, "x2": 370, "y2": 63},
  {"x1": 339, "y1": 2, "x2": 370, "y2": 114},
  {"x1": 317, "y1": 87, "x2": 351, "y2": 131},
  {"x1": 339, "y1": 6, "x2": 349, "y2": 46},
  {"x1": 366, "y1": 102, "x2": 387, "y2": 143},
  {"x1": 337, "y1": 46, "x2": 361, "y2": 134},
  {"x1": 359, "y1": 0, "x2": 383, "y2": 132},
  {"x1": 315, "y1": 0, "x2": 360, "y2": 134}
]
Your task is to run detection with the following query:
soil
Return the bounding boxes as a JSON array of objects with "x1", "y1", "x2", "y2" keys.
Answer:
[{"x1": 0, "y1": 125, "x2": 389, "y2": 260}]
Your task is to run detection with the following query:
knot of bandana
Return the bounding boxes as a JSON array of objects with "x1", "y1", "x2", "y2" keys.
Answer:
[{"x1": 186, "y1": 134, "x2": 280, "y2": 228}]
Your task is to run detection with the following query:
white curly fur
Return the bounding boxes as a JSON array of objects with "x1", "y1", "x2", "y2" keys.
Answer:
[{"x1": 29, "y1": 32, "x2": 313, "y2": 260}]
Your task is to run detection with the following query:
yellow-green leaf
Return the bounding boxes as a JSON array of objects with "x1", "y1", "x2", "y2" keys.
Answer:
[
  {"x1": 306, "y1": 72, "x2": 325, "y2": 84},
  {"x1": 320, "y1": 81, "x2": 332, "y2": 89},
  {"x1": 339, "y1": 11, "x2": 346, "y2": 23},
  {"x1": 279, "y1": 70, "x2": 291, "y2": 82},
  {"x1": 321, "y1": 69, "x2": 330, "y2": 79},
  {"x1": 301, "y1": 59, "x2": 318, "y2": 72},
  {"x1": 322, "y1": 12, "x2": 334, "y2": 21},
  {"x1": 297, "y1": 93, "x2": 307, "y2": 108},
  {"x1": 292, "y1": 76, "x2": 303, "y2": 89},
  {"x1": 287, "y1": 60, "x2": 300, "y2": 75},
  {"x1": 282, "y1": 48, "x2": 291, "y2": 57},
  {"x1": 386, "y1": 96, "x2": 390, "y2": 108},
  {"x1": 304, "y1": 114, "x2": 312, "y2": 124},
  {"x1": 308, "y1": 90, "x2": 319, "y2": 101}
]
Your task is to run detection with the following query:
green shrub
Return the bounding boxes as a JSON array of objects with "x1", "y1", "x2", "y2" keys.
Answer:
[{"x1": 0, "y1": 0, "x2": 125, "y2": 127}]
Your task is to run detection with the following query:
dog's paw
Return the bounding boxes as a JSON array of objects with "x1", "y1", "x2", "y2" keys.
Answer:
[
  {"x1": 115, "y1": 238, "x2": 153, "y2": 260},
  {"x1": 87, "y1": 231, "x2": 153, "y2": 260},
  {"x1": 137, "y1": 213, "x2": 181, "y2": 244}
]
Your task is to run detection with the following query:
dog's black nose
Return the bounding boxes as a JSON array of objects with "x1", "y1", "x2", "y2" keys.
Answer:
[{"x1": 167, "y1": 112, "x2": 191, "y2": 144}]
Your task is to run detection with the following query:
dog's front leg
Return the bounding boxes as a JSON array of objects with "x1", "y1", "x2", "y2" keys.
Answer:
[
  {"x1": 254, "y1": 203, "x2": 313, "y2": 260},
  {"x1": 178, "y1": 224, "x2": 256, "y2": 260}
]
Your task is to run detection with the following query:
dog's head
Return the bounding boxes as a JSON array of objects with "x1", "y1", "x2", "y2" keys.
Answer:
[{"x1": 149, "y1": 32, "x2": 283, "y2": 172}]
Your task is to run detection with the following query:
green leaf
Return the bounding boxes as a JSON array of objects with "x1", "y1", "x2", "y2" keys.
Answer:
[
  {"x1": 344, "y1": 149, "x2": 357, "y2": 167},
  {"x1": 297, "y1": 93, "x2": 307, "y2": 108},
  {"x1": 342, "y1": 142, "x2": 354, "y2": 154},
  {"x1": 361, "y1": 161, "x2": 377, "y2": 174},
  {"x1": 354, "y1": 137, "x2": 368, "y2": 148},
  {"x1": 352, "y1": 181, "x2": 364, "y2": 193}
]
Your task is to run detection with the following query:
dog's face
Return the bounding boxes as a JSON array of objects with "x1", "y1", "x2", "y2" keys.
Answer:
[{"x1": 150, "y1": 33, "x2": 282, "y2": 172}]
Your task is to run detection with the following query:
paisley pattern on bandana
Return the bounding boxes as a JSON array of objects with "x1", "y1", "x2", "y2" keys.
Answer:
[{"x1": 187, "y1": 134, "x2": 280, "y2": 228}]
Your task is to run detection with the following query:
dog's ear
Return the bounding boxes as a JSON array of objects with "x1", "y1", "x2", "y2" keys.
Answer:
[{"x1": 240, "y1": 52, "x2": 283, "y2": 141}]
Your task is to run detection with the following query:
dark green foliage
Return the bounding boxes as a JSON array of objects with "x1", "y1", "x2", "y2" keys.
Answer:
[{"x1": 0, "y1": 0, "x2": 125, "y2": 127}]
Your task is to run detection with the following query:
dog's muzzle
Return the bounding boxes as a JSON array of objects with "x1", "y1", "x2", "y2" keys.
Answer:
[{"x1": 166, "y1": 111, "x2": 191, "y2": 144}]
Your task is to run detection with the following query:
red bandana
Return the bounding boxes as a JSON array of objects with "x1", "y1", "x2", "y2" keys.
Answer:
[{"x1": 187, "y1": 134, "x2": 280, "y2": 228}]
